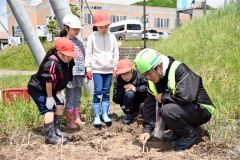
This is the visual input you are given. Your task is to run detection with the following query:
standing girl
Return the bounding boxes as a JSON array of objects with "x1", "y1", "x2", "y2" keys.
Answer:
[
  {"x1": 85, "y1": 11, "x2": 119, "y2": 129},
  {"x1": 28, "y1": 38, "x2": 76, "y2": 144},
  {"x1": 60, "y1": 14, "x2": 85, "y2": 129}
]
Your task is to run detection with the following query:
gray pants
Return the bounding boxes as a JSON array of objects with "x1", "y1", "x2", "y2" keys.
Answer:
[{"x1": 65, "y1": 75, "x2": 84, "y2": 109}]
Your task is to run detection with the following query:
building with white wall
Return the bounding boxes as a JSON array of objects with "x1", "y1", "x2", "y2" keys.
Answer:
[{"x1": 7, "y1": 0, "x2": 204, "y2": 40}]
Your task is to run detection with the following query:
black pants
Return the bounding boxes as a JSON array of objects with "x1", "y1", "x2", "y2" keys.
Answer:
[
  {"x1": 160, "y1": 103, "x2": 211, "y2": 136},
  {"x1": 122, "y1": 90, "x2": 140, "y2": 114}
]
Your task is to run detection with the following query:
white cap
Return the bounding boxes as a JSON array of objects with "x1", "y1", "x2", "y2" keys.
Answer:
[{"x1": 63, "y1": 14, "x2": 82, "y2": 29}]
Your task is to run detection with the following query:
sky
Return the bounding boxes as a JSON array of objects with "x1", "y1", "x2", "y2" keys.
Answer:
[{"x1": 0, "y1": 0, "x2": 227, "y2": 32}]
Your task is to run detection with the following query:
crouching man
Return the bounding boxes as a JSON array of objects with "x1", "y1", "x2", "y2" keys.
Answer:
[{"x1": 134, "y1": 48, "x2": 214, "y2": 151}]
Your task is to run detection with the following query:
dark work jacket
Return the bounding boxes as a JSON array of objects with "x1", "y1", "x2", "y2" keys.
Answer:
[
  {"x1": 112, "y1": 70, "x2": 148, "y2": 106},
  {"x1": 143, "y1": 56, "x2": 214, "y2": 134},
  {"x1": 28, "y1": 54, "x2": 74, "y2": 96}
]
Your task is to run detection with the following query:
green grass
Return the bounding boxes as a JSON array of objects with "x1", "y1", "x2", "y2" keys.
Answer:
[
  {"x1": 0, "y1": 42, "x2": 53, "y2": 71},
  {"x1": 133, "y1": 0, "x2": 176, "y2": 8},
  {"x1": 0, "y1": 75, "x2": 93, "y2": 137},
  {"x1": 0, "y1": 99, "x2": 42, "y2": 136},
  {"x1": 0, "y1": 75, "x2": 30, "y2": 90},
  {"x1": 152, "y1": 4, "x2": 240, "y2": 142}
]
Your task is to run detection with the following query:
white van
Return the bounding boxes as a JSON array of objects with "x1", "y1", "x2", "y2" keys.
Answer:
[{"x1": 109, "y1": 20, "x2": 142, "y2": 40}]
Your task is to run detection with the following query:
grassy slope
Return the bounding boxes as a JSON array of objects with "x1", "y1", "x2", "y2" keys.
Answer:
[
  {"x1": 123, "y1": 4, "x2": 240, "y2": 142},
  {"x1": 154, "y1": 4, "x2": 240, "y2": 141},
  {"x1": 0, "y1": 42, "x2": 52, "y2": 71}
]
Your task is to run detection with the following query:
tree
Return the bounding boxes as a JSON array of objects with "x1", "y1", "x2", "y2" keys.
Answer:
[
  {"x1": 46, "y1": 4, "x2": 80, "y2": 37},
  {"x1": 70, "y1": 4, "x2": 80, "y2": 17},
  {"x1": 133, "y1": 0, "x2": 177, "y2": 8}
]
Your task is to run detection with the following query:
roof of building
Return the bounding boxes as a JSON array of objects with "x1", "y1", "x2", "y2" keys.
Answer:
[{"x1": 0, "y1": 31, "x2": 9, "y2": 39}]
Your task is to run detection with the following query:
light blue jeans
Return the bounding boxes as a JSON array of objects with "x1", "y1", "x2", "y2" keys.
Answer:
[{"x1": 93, "y1": 73, "x2": 112, "y2": 103}]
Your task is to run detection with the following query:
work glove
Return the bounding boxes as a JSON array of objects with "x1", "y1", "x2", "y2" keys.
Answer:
[
  {"x1": 86, "y1": 71, "x2": 93, "y2": 80},
  {"x1": 46, "y1": 97, "x2": 56, "y2": 109},
  {"x1": 56, "y1": 93, "x2": 66, "y2": 105}
]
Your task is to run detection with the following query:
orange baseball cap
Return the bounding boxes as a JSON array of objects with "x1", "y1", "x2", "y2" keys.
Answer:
[
  {"x1": 116, "y1": 59, "x2": 133, "y2": 75},
  {"x1": 54, "y1": 38, "x2": 76, "y2": 58},
  {"x1": 93, "y1": 11, "x2": 111, "y2": 27}
]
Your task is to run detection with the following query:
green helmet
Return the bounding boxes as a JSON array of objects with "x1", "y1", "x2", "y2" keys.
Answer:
[{"x1": 134, "y1": 48, "x2": 161, "y2": 74}]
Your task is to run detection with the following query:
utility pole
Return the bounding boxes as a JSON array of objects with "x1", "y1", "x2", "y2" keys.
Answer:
[
  {"x1": 203, "y1": 0, "x2": 207, "y2": 15},
  {"x1": 143, "y1": 0, "x2": 146, "y2": 48},
  {"x1": 49, "y1": 0, "x2": 72, "y2": 29}
]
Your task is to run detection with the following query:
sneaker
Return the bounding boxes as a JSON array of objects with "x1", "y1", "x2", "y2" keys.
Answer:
[
  {"x1": 163, "y1": 133, "x2": 180, "y2": 142},
  {"x1": 122, "y1": 114, "x2": 134, "y2": 125},
  {"x1": 174, "y1": 130, "x2": 198, "y2": 151}
]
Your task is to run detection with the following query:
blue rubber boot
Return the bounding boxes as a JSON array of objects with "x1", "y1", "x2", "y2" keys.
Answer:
[
  {"x1": 101, "y1": 101, "x2": 112, "y2": 127},
  {"x1": 93, "y1": 103, "x2": 102, "y2": 129}
]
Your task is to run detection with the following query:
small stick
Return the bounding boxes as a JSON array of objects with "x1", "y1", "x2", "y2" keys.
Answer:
[
  {"x1": 27, "y1": 132, "x2": 31, "y2": 145},
  {"x1": 142, "y1": 143, "x2": 145, "y2": 153}
]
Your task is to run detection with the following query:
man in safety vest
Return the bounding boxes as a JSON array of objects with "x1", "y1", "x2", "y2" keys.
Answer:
[{"x1": 134, "y1": 48, "x2": 214, "y2": 151}]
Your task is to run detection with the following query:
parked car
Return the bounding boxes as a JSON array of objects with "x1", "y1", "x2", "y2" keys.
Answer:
[
  {"x1": 158, "y1": 31, "x2": 169, "y2": 39},
  {"x1": 109, "y1": 20, "x2": 142, "y2": 40},
  {"x1": 142, "y1": 29, "x2": 160, "y2": 40}
]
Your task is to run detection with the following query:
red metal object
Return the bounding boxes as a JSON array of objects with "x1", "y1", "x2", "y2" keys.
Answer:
[{"x1": 2, "y1": 88, "x2": 30, "y2": 103}]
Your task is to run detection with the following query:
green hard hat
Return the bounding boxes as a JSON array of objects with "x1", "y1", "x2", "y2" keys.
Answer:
[{"x1": 134, "y1": 48, "x2": 161, "y2": 74}]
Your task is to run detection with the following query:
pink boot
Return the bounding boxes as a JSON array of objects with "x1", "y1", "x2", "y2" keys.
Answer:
[
  {"x1": 73, "y1": 108, "x2": 85, "y2": 126},
  {"x1": 66, "y1": 108, "x2": 78, "y2": 129}
]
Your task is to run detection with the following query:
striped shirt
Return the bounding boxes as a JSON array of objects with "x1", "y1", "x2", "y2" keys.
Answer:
[{"x1": 71, "y1": 37, "x2": 85, "y2": 76}]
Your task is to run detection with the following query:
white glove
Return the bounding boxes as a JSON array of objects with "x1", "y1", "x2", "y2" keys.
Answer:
[
  {"x1": 56, "y1": 93, "x2": 66, "y2": 104},
  {"x1": 66, "y1": 81, "x2": 73, "y2": 88},
  {"x1": 46, "y1": 97, "x2": 56, "y2": 109}
]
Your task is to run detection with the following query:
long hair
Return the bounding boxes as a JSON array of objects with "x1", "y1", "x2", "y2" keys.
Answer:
[
  {"x1": 93, "y1": 26, "x2": 98, "y2": 31},
  {"x1": 37, "y1": 48, "x2": 57, "y2": 74},
  {"x1": 60, "y1": 25, "x2": 69, "y2": 37}
]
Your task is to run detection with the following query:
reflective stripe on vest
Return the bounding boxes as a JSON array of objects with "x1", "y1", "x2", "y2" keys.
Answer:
[
  {"x1": 167, "y1": 60, "x2": 181, "y2": 94},
  {"x1": 199, "y1": 103, "x2": 215, "y2": 115},
  {"x1": 148, "y1": 80, "x2": 158, "y2": 96},
  {"x1": 148, "y1": 60, "x2": 215, "y2": 115}
]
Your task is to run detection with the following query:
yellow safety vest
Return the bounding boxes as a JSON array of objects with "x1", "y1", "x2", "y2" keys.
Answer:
[{"x1": 148, "y1": 60, "x2": 215, "y2": 115}]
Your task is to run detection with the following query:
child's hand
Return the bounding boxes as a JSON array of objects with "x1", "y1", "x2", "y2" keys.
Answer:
[
  {"x1": 86, "y1": 71, "x2": 93, "y2": 80},
  {"x1": 139, "y1": 133, "x2": 151, "y2": 144},
  {"x1": 113, "y1": 70, "x2": 117, "y2": 79}
]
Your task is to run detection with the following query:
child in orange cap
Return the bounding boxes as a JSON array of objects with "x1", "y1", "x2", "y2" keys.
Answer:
[
  {"x1": 85, "y1": 11, "x2": 119, "y2": 129},
  {"x1": 27, "y1": 38, "x2": 76, "y2": 145},
  {"x1": 113, "y1": 59, "x2": 148, "y2": 124}
]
